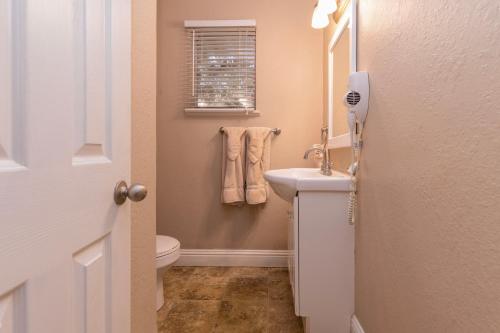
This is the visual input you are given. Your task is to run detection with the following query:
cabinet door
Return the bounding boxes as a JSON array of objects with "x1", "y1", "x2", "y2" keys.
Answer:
[
  {"x1": 287, "y1": 205, "x2": 294, "y2": 288},
  {"x1": 293, "y1": 196, "x2": 300, "y2": 315}
]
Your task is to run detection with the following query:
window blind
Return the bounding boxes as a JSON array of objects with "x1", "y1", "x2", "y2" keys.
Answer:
[{"x1": 184, "y1": 22, "x2": 256, "y2": 112}]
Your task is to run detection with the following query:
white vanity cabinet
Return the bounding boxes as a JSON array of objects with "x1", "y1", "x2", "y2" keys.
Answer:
[
  {"x1": 287, "y1": 191, "x2": 354, "y2": 333},
  {"x1": 264, "y1": 168, "x2": 355, "y2": 332}
]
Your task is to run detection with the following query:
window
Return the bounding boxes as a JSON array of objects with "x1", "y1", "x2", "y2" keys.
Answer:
[{"x1": 184, "y1": 20, "x2": 256, "y2": 114}]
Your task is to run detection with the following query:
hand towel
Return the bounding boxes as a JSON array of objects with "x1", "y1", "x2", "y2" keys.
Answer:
[
  {"x1": 245, "y1": 127, "x2": 273, "y2": 204},
  {"x1": 221, "y1": 127, "x2": 246, "y2": 204}
]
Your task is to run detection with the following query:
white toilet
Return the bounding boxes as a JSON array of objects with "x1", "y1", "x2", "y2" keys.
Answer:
[{"x1": 156, "y1": 235, "x2": 181, "y2": 310}]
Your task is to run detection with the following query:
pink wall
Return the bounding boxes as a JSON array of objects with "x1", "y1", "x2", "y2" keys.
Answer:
[{"x1": 157, "y1": 0, "x2": 324, "y2": 249}]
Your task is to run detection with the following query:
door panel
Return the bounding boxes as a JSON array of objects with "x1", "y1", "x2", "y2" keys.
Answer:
[
  {"x1": 0, "y1": 0, "x2": 25, "y2": 170},
  {"x1": 73, "y1": 0, "x2": 111, "y2": 164},
  {"x1": 0, "y1": 286, "x2": 25, "y2": 333},
  {"x1": 0, "y1": 0, "x2": 131, "y2": 332},
  {"x1": 73, "y1": 236, "x2": 110, "y2": 333}
]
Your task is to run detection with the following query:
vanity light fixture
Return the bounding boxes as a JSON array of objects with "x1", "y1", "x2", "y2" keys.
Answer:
[
  {"x1": 311, "y1": 0, "x2": 337, "y2": 29},
  {"x1": 318, "y1": 0, "x2": 338, "y2": 15},
  {"x1": 311, "y1": 4, "x2": 329, "y2": 29}
]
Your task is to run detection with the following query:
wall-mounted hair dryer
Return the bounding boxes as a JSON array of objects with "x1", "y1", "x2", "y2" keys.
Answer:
[
  {"x1": 343, "y1": 71, "x2": 369, "y2": 225},
  {"x1": 344, "y1": 71, "x2": 370, "y2": 133}
]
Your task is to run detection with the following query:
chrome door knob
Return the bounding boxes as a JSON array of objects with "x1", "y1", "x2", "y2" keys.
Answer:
[{"x1": 114, "y1": 181, "x2": 148, "y2": 205}]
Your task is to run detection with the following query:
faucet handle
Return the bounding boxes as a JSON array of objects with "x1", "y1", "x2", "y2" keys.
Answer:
[
  {"x1": 303, "y1": 146, "x2": 324, "y2": 160},
  {"x1": 312, "y1": 149, "x2": 324, "y2": 161}
]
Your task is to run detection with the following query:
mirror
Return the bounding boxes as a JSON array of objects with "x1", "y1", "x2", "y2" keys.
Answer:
[{"x1": 327, "y1": 0, "x2": 357, "y2": 148}]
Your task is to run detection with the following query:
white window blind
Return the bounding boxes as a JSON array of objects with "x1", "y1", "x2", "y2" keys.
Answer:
[{"x1": 184, "y1": 21, "x2": 256, "y2": 113}]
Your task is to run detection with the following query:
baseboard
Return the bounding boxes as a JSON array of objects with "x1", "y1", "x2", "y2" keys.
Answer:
[
  {"x1": 351, "y1": 315, "x2": 365, "y2": 333},
  {"x1": 175, "y1": 249, "x2": 288, "y2": 267}
]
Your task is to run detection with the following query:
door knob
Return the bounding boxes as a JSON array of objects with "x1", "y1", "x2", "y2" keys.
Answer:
[{"x1": 114, "y1": 181, "x2": 148, "y2": 205}]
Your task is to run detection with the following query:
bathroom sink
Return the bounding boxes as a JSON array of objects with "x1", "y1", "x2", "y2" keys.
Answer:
[{"x1": 264, "y1": 168, "x2": 351, "y2": 202}]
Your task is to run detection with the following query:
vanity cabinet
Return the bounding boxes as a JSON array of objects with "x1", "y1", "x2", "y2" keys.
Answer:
[{"x1": 287, "y1": 191, "x2": 354, "y2": 333}]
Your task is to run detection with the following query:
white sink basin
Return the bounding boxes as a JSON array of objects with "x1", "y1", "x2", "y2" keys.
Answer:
[{"x1": 264, "y1": 168, "x2": 351, "y2": 202}]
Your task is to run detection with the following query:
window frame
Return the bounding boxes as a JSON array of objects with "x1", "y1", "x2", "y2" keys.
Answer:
[{"x1": 184, "y1": 20, "x2": 259, "y2": 116}]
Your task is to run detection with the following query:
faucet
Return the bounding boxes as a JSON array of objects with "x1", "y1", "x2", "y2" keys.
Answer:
[{"x1": 303, "y1": 127, "x2": 333, "y2": 176}]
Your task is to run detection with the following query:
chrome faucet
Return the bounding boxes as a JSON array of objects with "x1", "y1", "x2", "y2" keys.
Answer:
[{"x1": 303, "y1": 127, "x2": 333, "y2": 176}]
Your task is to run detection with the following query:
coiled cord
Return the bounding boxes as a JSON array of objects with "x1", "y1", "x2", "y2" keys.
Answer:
[
  {"x1": 348, "y1": 169, "x2": 359, "y2": 226},
  {"x1": 347, "y1": 121, "x2": 363, "y2": 226},
  {"x1": 348, "y1": 189, "x2": 357, "y2": 225}
]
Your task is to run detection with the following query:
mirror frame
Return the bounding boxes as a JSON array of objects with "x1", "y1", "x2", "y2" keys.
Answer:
[{"x1": 327, "y1": 0, "x2": 357, "y2": 148}]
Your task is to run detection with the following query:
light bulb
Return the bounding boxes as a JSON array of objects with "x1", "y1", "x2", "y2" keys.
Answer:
[
  {"x1": 311, "y1": 5, "x2": 329, "y2": 29},
  {"x1": 318, "y1": 0, "x2": 338, "y2": 15}
]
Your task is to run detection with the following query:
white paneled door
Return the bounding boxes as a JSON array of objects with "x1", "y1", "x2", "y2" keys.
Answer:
[{"x1": 0, "y1": 0, "x2": 132, "y2": 332}]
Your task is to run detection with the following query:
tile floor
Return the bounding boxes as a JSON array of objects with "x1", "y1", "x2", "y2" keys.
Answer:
[{"x1": 157, "y1": 266, "x2": 304, "y2": 333}]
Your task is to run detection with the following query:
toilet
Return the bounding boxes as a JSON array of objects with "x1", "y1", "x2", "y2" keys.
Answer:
[{"x1": 156, "y1": 235, "x2": 181, "y2": 310}]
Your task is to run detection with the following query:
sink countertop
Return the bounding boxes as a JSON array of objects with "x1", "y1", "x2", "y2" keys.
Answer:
[{"x1": 264, "y1": 168, "x2": 352, "y2": 202}]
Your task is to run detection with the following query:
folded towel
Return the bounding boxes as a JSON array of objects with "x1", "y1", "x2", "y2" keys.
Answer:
[
  {"x1": 221, "y1": 127, "x2": 246, "y2": 204},
  {"x1": 245, "y1": 127, "x2": 272, "y2": 205}
]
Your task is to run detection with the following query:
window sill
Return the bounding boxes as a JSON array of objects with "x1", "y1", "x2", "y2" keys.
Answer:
[{"x1": 184, "y1": 109, "x2": 261, "y2": 117}]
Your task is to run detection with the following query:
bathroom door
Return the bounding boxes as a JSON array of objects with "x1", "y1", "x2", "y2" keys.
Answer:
[{"x1": 0, "y1": 0, "x2": 132, "y2": 332}]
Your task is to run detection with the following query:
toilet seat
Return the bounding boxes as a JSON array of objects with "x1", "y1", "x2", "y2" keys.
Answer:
[
  {"x1": 156, "y1": 235, "x2": 180, "y2": 258},
  {"x1": 155, "y1": 235, "x2": 180, "y2": 269}
]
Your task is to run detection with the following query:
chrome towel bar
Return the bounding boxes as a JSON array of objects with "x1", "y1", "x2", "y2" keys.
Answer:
[{"x1": 219, "y1": 127, "x2": 281, "y2": 135}]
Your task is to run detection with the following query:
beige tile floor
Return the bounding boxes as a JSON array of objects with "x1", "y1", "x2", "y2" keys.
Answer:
[{"x1": 157, "y1": 267, "x2": 304, "y2": 333}]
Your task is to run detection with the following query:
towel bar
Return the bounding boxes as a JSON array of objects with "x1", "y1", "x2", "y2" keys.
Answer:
[{"x1": 219, "y1": 127, "x2": 281, "y2": 135}]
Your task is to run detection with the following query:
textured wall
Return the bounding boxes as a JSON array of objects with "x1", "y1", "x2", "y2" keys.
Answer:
[
  {"x1": 131, "y1": 0, "x2": 157, "y2": 331},
  {"x1": 353, "y1": 1, "x2": 500, "y2": 332},
  {"x1": 157, "y1": 0, "x2": 323, "y2": 249}
]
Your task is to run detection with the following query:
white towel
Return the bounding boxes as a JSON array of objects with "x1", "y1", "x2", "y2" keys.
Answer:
[
  {"x1": 221, "y1": 127, "x2": 246, "y2": 204},
  {"x1": 245, "y1": 127, "x2": 272, "y2": 205}
]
